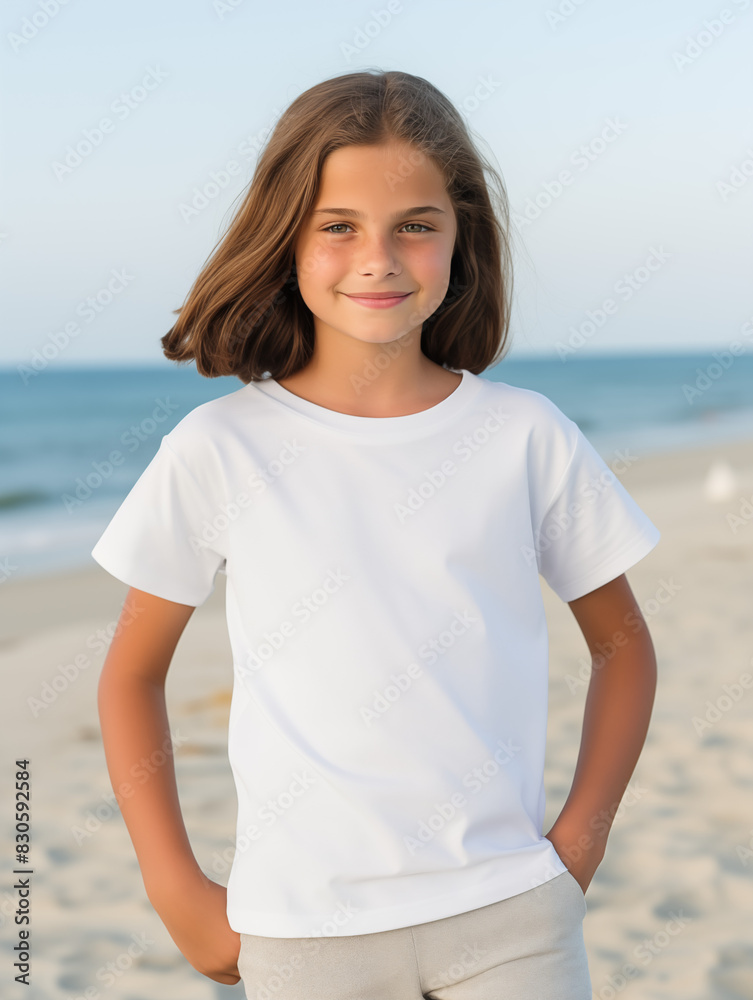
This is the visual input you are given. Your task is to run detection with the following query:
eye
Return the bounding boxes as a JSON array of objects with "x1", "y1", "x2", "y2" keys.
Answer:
[{"x1": 320, "y1": 223, "x2": 433, "y2": 234}]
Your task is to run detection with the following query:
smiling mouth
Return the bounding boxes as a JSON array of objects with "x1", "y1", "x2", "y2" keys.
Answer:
[
  {"x1": 343, "y1": 292, "x2": 412, "y2": 299},
  {"x1": 343, "y1": 292, "x2": 413, "y2": 308}
]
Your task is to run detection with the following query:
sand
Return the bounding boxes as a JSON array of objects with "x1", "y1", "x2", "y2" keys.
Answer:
[{"x1": 1, "y1": 435, "x2": 752, "y2": 1000}]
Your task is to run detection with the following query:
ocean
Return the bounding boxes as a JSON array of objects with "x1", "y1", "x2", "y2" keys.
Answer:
[{"x1": 1, "y1": 351, "x2": 752, "y2": 582}]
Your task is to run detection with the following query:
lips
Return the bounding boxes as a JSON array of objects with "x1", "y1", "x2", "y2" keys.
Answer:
[
  {"x1": 343, "y1": 292, "x2": 413, "y2": 309},
  {"x1": 344, "y1": 292, "x2": 412, "y2": 299}
]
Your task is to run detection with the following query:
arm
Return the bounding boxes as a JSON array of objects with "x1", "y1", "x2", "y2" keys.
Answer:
[
  {"x1": 97, "y1": 586, "x2": 241, "y2": 985},
  {"x1": 544, "y1": 573, "x2": 657, "y2": 894}
]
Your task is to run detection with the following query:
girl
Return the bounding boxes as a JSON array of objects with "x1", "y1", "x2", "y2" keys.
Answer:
[{"x1": 92, "y1": 70, "x2": 660, "y2": 998}]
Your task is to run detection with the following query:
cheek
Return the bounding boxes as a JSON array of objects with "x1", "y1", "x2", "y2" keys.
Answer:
[
  {"x1": 296, "y1": 237, "x2": 342, "y2": 288},
  {"x1": 410, "y1": 243, "x2": 453, "y2": 284}
]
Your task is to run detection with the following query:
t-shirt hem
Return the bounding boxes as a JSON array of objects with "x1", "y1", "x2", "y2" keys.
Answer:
[
  {"x1": 89, "y1": 545, "x2": 214, "y2": 607},
  {"x1": 549, "y1": 524, "x2": 661, "y2": 603},
  {"x1": 226, "y1": 846, "x2": 570, "y2": 937}
]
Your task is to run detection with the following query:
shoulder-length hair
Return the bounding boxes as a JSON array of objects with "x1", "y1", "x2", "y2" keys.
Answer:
[{"x1": 162, "y1": 69, "x2": 515, "y2": 382}]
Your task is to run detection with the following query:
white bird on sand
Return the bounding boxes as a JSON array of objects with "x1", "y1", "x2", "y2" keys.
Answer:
[{"x1": 703, "y1": 459, "x2": 739, "y2": 502}]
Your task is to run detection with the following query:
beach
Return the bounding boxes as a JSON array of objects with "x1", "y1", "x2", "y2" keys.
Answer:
[{"x1": 2, "y1": 434, "x2": 752, "y2": 1000}]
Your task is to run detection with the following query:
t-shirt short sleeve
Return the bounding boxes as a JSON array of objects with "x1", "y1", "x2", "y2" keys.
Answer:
[
  {"x1": 91, "y1": 436, "x2": 226, "y2": 606},
  {"x1": 535, "y1": 423, "x2": 661, "y2": 603}
]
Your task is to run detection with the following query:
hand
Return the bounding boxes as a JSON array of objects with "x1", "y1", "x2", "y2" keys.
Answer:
[
  {"x1": 147, "y1": 868, "x2": 242, "y2": 985},
  {"x1": 543, "y1": 825, "x2": 606, "y2": 897}
]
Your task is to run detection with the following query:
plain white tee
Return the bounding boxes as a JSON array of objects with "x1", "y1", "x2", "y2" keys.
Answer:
[{"x1": 91, "y1": 368, "x2": 661, "y2": 937}]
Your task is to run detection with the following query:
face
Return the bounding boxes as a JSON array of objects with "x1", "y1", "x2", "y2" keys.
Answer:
[{"x1": 293, "y1": 141, "x2": 457, "y2": 349}]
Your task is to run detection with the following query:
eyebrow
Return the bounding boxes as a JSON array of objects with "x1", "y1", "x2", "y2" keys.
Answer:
[{"x1": 311, "y1": 206, "x2": 446, "y2": 219}]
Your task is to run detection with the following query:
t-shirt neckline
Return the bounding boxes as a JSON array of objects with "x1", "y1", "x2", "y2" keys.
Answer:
[{"x1": 251, "y1": 368, "x2": 479, "y2": 436}]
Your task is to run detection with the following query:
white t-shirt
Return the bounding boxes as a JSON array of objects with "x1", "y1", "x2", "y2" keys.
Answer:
[{"x1": 91, "y1": 368, "x2": 661, "y2": 938}]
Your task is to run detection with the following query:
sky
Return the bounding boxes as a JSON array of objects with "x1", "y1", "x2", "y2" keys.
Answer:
[{"x1": 1, "y1": 0, "x2": 751, "y2": 369}]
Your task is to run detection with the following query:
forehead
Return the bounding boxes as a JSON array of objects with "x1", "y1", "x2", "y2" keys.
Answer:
[{"x1": 315, "y1": 142, "x2": 450, "y2": 204}]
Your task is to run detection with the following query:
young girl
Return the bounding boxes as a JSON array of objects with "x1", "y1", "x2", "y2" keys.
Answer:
[{"x1": 92, "y1": 70, "x2": 660, "y2": 998}]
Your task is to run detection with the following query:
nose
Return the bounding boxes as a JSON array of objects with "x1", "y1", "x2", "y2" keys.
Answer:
[{"x1": 355, "y1": 232, "x2": 402, "y2": 277}]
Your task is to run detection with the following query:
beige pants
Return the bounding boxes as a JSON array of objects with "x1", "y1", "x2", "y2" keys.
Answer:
[{"x1": 237, "y1": 870, "x2": 591, "y2": 999}]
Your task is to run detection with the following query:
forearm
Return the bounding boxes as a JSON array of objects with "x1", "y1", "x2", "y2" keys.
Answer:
[
  {"x1": 97, "y1": 669, "x2": 201, "y2": 898},
  {"x1": 552, "y1": 630, "x2": 657, "y2": 854}
]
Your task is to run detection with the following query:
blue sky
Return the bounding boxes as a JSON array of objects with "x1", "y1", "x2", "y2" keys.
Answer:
[{"x1": 1, "y1": 0, "x2": 751, "y2": 369}]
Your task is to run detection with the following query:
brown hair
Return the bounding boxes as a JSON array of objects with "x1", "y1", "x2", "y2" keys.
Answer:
[{"x1": 161, "y1": 69, "x2": 515, "y2": 382}]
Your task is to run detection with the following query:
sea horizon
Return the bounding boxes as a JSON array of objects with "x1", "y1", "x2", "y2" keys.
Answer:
[{"x1": 2, "y1": 350, "x2": 752, "y2": 583}]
